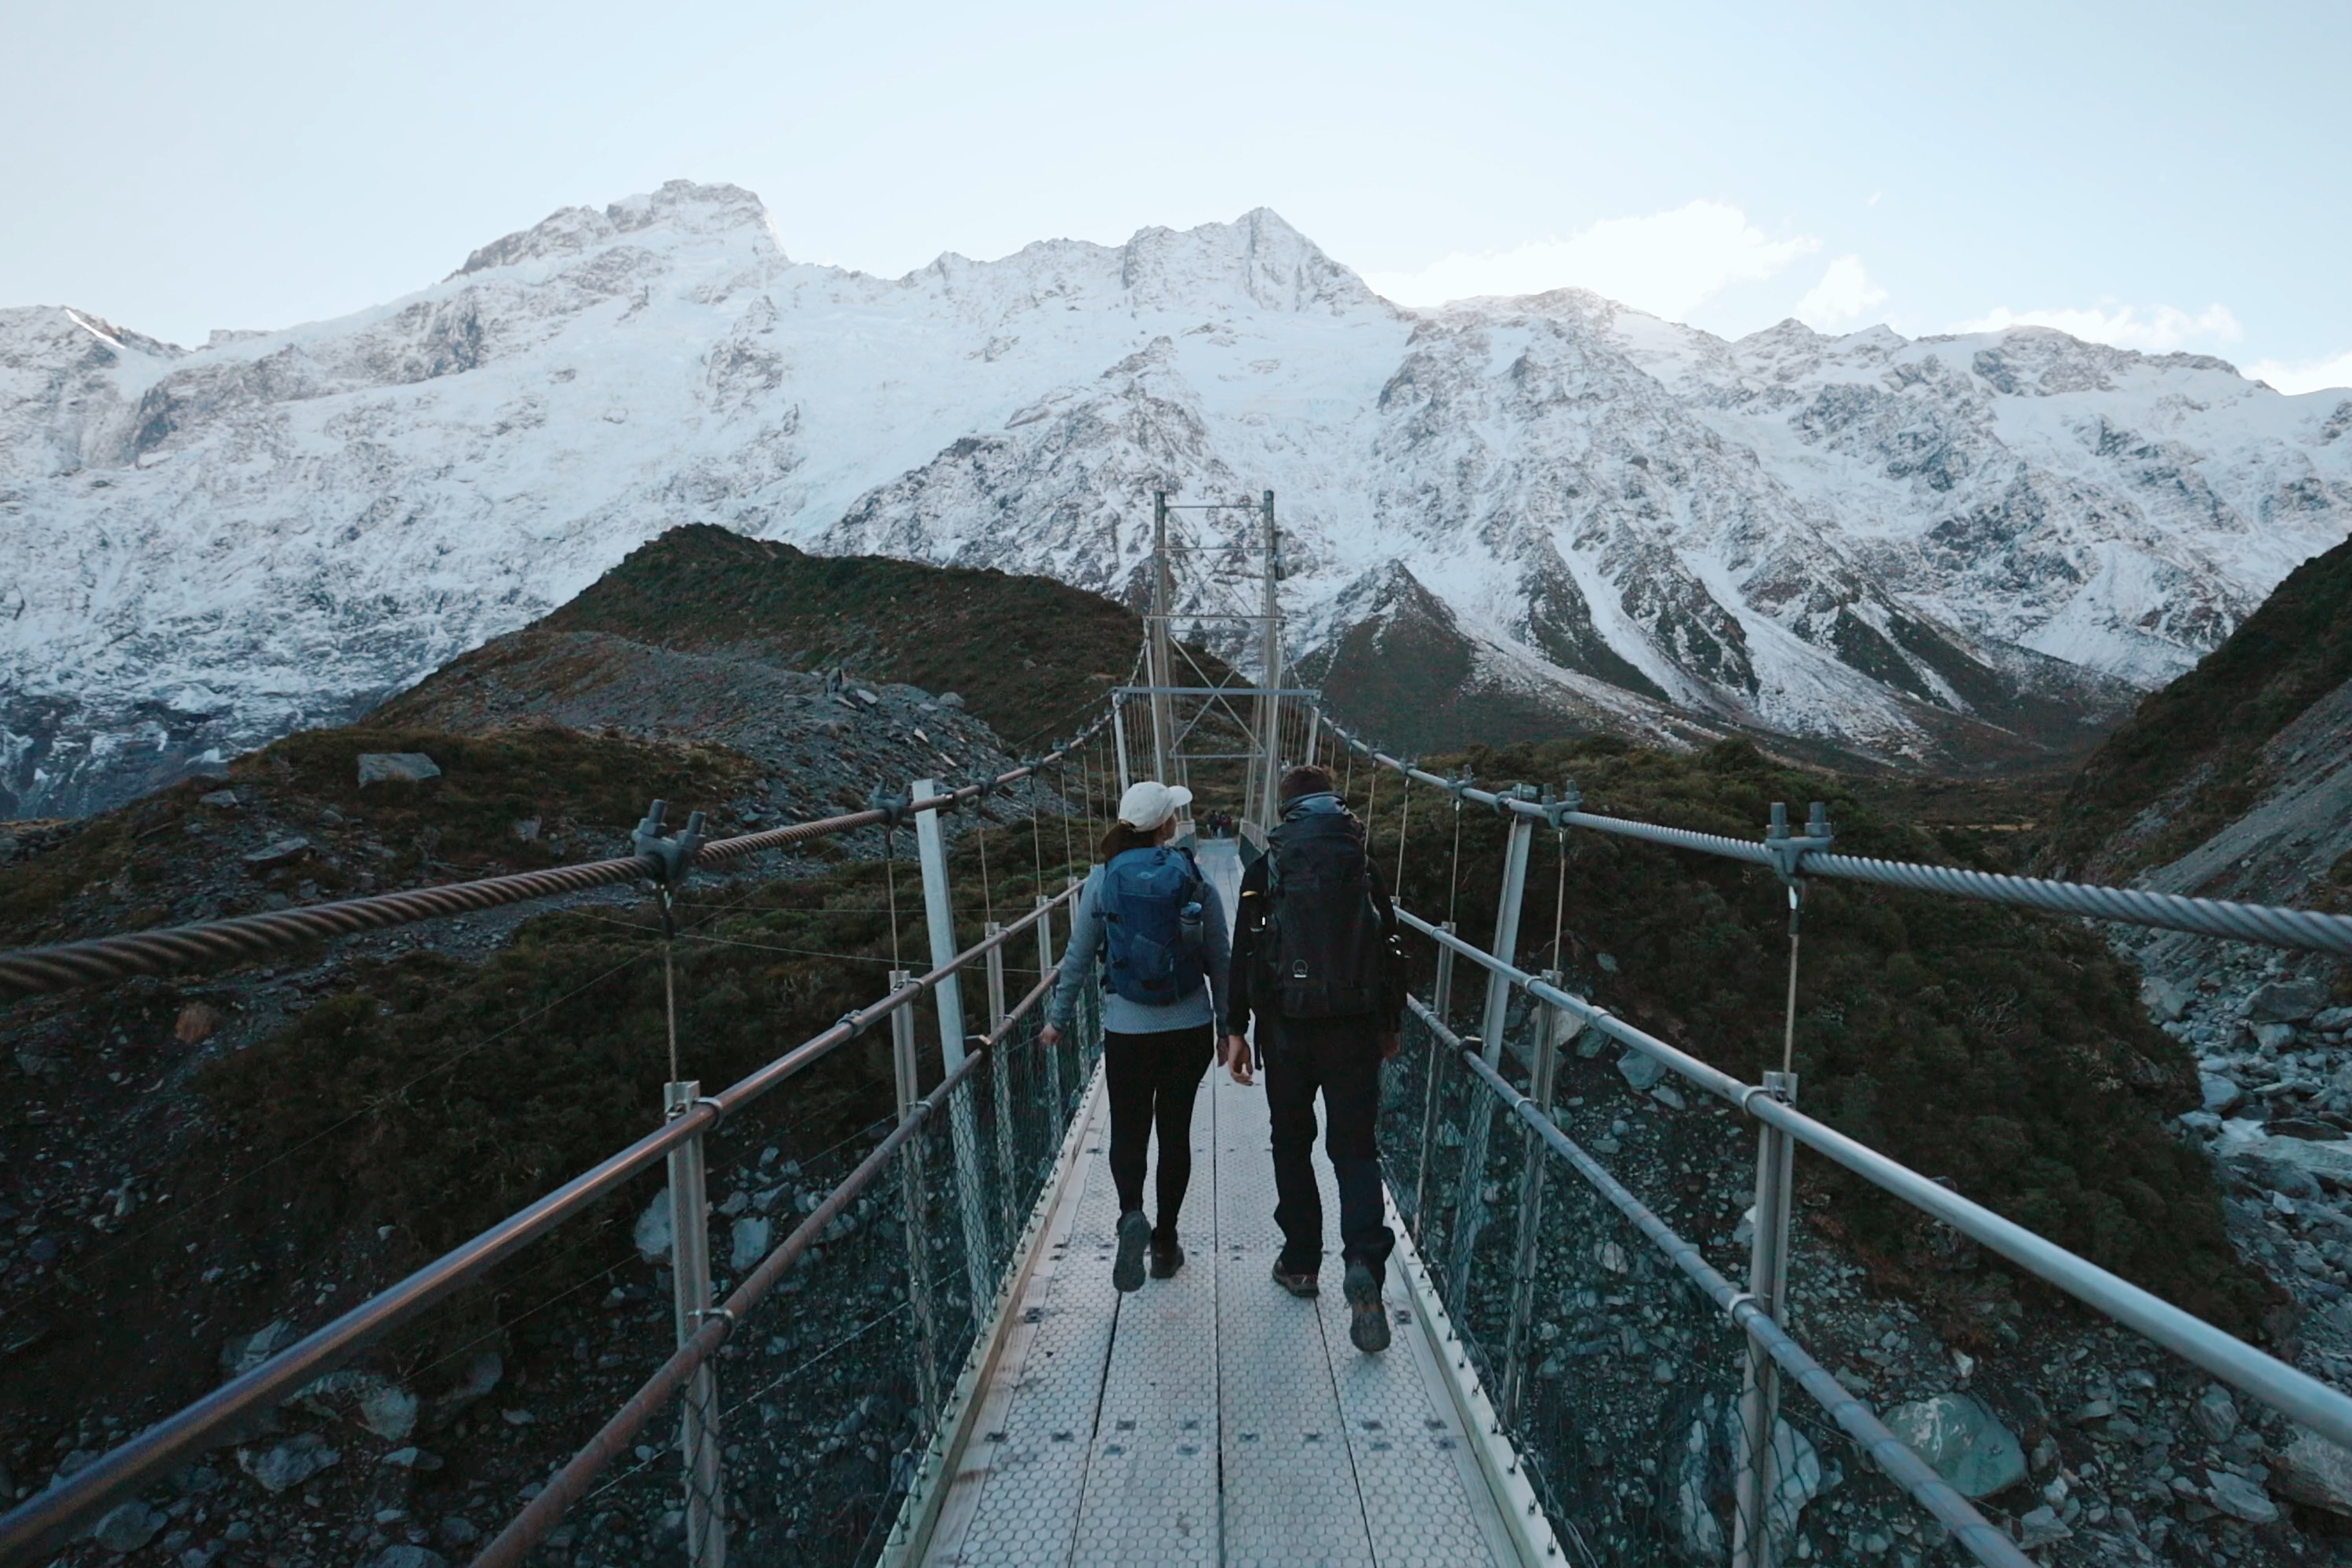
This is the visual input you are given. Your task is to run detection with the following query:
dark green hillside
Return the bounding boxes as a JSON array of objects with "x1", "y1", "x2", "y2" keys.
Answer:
[
  {"x1": 1356, "y1": 737, "x2": 2263, "y2": 1333},
  {"x1": 531, "y1": 524, "x2": 1140, "y2": 748},
  {"x1": 2044, "y1": 533, "x2": 2352, "y2": 880}
]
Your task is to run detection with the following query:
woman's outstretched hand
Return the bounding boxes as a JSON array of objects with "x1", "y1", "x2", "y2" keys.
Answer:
[{"x1": 1223, "y1": 1033, "x2": 1255, "y2": 1087}]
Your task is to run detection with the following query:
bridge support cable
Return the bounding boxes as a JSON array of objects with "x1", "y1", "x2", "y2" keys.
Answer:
[
  {"x1": 1406, "y1": 996, "x2": 2034, "y2": 1568},
  {"x1": 1319, "y1": 717, "x2": 2352, "y2": 959},
  {"x1": 0, "y1": 877, "x2": 1081, "y2": 1561},
  {"x1": 0, "y1": 722, "x2": 1113, "y2": 1003}
]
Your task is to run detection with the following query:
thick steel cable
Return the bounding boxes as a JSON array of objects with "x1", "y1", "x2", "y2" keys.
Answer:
[
  {"x1": 1410, "y1": 997, "x2": 2031, "y2": 1568},
  {"x1": 0, "y1": 885, "x2": 1078, "y2": 1562},
  {"x1": 1319, "y1": 717, "x2": 2352, "y2": 959},
  {"x1": 469, "y1": 968, "x2": 1059, "y2": 1568},
  {"x1": 0, "y1": 726, "x2": 1114, "y2": 1003}
]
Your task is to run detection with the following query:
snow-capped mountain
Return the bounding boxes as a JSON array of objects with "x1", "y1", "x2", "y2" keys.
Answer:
[{"x1": 4, "y1": 180, "x2": 2349, "y2": 815}]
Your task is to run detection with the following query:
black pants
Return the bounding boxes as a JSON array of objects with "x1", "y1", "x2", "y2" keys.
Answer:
[
  {"x1": 1102, "y1": 1024, "x2": 1214, "y2": 1243},
  {"x1": 1263, "y1": 1013, "x2": 1396, "y2": 1283}
]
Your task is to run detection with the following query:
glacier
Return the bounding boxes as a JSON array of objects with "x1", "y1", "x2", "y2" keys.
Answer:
[{"x1": 3, "y1": 178, "x2": 2349, "y2": 815}]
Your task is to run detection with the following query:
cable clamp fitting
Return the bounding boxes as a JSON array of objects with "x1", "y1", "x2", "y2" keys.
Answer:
[
  {"x1": 868, "y1": 786, "x2": 913, "y2": 829},
  {"x1": 1494, "y1": 782, "x2": 1537, "y2": 816},
  {"x1": 1539, "y1": 782, "x2": 1582, "y2": 830},
  {"x1": 632, "y1": 800, "x2": 707, "y2": 887},
  {"x1": 1763, "y1": 800, "x2": 1835, "y2": 888},
  {"x1": 1443, "y1": 770, "x2": 1477, "y2": 806},
  {"x1": 689, "y1": 1306, "x2": 737, "y2": 1330}
]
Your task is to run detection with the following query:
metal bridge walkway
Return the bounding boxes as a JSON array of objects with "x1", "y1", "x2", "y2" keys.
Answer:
[{"x1": 898, "y1": 842, "x2": 1542, "y2": 1567}]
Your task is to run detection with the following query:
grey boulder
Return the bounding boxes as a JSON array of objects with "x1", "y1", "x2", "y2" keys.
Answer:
[
  {"x1": 357, "y1": 752, "x2": 442, "y2": 786},
  {"x1": 236, "y1": 1432, "x2": 339, "y2": 1494},
  {"x1": 89, "y1": 1501, "x2": 166, "y2": 1554},
  {"x1": 2273, "y1": 1428, "x2": 2352, "y2": 1515},
  {"x1": 1617, "y1": 1051, "x2": 1667, "y2": 1093},
  {"x1": 2250, "y1": 979, "x2": 2332, "y2": 1024},
  {"x1": 1882, "y1": 1392, "x2": 2025, "y2": 1498},
  {"x1": 2206, "y1": 1470, "x2": 2279, "y2": 1524}
]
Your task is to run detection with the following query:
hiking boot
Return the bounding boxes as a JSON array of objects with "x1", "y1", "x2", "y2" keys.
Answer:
[
  {"x1": 1149, "y1": 1239, "x2": 1185, "y2": 1279},
  {"x1": 1113, "y1": 1210, "x2": 1151, "y2": 1293},
  {"x1": 1270, "y1": 1259, "x2": 1320, "y2": 1298},
  {"x1": 1345, "y1": 1261, "x2": 1390, "y2": 1353}
]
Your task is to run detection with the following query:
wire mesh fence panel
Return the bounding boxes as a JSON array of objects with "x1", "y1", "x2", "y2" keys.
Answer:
[{"x1": 1381, "y1": 1007, "x2": 1477, "y2": 1260}]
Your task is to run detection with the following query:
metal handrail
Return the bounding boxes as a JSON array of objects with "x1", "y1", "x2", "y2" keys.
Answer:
[
  {"x1": 1399, "y1": 906, "x2": 2352, "y2": 1454},
  {"x1": 0, "y1": 884, "x2": 1080, "y2": 1562},
  {"x1": 0, "y1": 718, "x2": 1109, "y2": 1002},
  {"x1": 470, "y1": 966, "x2": 1062, "y2": 1568},
  {"x1": 1323, "y1": 720, "x2": 2352, "y2": 957},
  {"x1": 1413, "y1": 997, "x2": 2031, "y2": 1568}
]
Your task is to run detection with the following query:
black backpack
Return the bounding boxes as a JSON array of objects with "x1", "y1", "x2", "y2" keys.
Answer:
[{"x1": 1262, "y1": 805, "x2": 1387, "y2": 1018}]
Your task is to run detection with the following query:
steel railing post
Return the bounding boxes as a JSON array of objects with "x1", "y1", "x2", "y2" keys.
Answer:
[
  {"x1": 1447, "y1": 809, "x2": 1535, "y2": 1309},
  {"x1": 915, "y1": 780, "x2": 995, "y2": 1319},
  {"x1": 985, "y1": 922, "x2": 1017, "y2": 1240},
  {"x1": 1411, "y1": 921, "x2": 1459, "y2": 1243},
  {"x1": 887, "y1": 974, "x2": 944, "y2": 1428},
  {"x1": 1733, "y1": 1070, "x2": 1800, "y2": 1568},
  {"x1": 1499, "y1": 973, "x2": 1569, "y2": 1425},
  {"x1": 663, "y1": 1080, "x2": 726, "y2": 1568}
]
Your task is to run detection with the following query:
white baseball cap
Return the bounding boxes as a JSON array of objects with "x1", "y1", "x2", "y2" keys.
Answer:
[{"x1": 1116, "y1": 780, "x2": 1193, "y2": 832}]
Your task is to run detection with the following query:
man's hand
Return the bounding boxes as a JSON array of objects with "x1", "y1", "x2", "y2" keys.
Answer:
[
  {"x1": 1040, "y1": 1023, "x2": 1063, "y2": 1049},
  {"x1": 1224, "y1": 1033, "x2": 1255, "y2": 1087},
  {"x1": 1381, "y1": 1033, "x2": 1401, "y2": 1062}
]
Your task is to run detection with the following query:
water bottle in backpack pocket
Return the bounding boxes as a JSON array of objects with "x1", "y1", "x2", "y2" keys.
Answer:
[{"x1": 1101, "y1": 847, "x2": 1209, "y2": 1006}]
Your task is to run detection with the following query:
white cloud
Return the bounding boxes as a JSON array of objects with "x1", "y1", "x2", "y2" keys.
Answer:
[
  {"x1": 2243, "y1": 350, "x2": 2352, "y2": 396},
  {"x1": 1794, "y1": 255, "x2": 1888, "y2": 328},
  {"x1": 1362, "y1": 201, "x2": 1818, "y2": 321},
  {"x1": 1954, "y1": 302, "x2": 2243, "y2": 353}
]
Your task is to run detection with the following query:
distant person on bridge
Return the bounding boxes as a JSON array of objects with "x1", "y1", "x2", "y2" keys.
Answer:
[
  {"x1": 1041, "y1": 780, "x2": 1230, "y2": 1292},
  {"x1": 1224, "y1": 764, "x2": 1406, "y2": 1353}
]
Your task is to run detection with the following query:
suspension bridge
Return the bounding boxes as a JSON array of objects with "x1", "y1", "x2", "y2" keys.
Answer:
[{"x1": 9, "y1": 493, "x2": 2352, "y2": 1566}]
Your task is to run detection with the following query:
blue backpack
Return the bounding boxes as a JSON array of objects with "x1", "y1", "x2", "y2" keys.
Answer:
[{"x1": 1099, "y1": 846, "x2": 1208, "y2": 1006}]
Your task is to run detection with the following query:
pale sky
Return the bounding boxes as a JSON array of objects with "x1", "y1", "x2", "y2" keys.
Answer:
[{"x1": 6, "y1": 0, "x2": 2348, "y2": 391}]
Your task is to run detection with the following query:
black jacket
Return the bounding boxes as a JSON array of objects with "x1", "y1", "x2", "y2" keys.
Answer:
[{"x1": 1224, "y1": 798, "x2": 1405, "y2": 1040}]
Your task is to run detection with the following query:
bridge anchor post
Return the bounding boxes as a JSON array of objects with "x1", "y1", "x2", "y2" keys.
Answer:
[
  {"x1": 663, "y1": 1080, "x2": 728, "y2": 1568},
  {"x1": 1733, "y1": 1070, "x2": 1800, "y2": 1568}
]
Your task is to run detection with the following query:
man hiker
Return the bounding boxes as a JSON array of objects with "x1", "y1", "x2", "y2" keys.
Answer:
[{"x1": 1222, "y1": 764, "x2": 1406, "y2": 1352}]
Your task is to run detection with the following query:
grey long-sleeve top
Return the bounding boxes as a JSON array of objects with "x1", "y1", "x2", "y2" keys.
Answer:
[{"x1": 1044, "y1": 857, "x2": 1231, "y2": 1036}]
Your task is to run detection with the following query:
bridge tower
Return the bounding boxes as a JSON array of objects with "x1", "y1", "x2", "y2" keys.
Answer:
[{"x1": 1121, "y1": 489, "x2": 1320, "y2": 844}]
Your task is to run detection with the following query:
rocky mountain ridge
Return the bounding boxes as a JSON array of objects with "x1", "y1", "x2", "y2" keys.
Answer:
[{"x1": 5, "y1": 180, "x2": 2349, "y2": 813}]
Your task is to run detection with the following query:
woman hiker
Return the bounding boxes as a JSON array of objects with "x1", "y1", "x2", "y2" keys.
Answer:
[{"x1": 1040, "y1": 780, "x2": 1231, "y2": 1291}]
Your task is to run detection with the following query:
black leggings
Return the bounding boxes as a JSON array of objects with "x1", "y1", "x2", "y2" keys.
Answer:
[{"x1": 1102, "y1": 1024, "x2": 1215, "y2": 1242}]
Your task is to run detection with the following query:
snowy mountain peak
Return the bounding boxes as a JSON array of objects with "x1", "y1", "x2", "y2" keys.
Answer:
[
  {"x1": 454, "y1": 180, "x2": 782, "y2": 278},
  {"x1": 4, "y1": 186, "x2": 2350, "y2": 815},
  {"x1": 1117, "y1": 207, "x2": 1380, "y2": 315}
]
